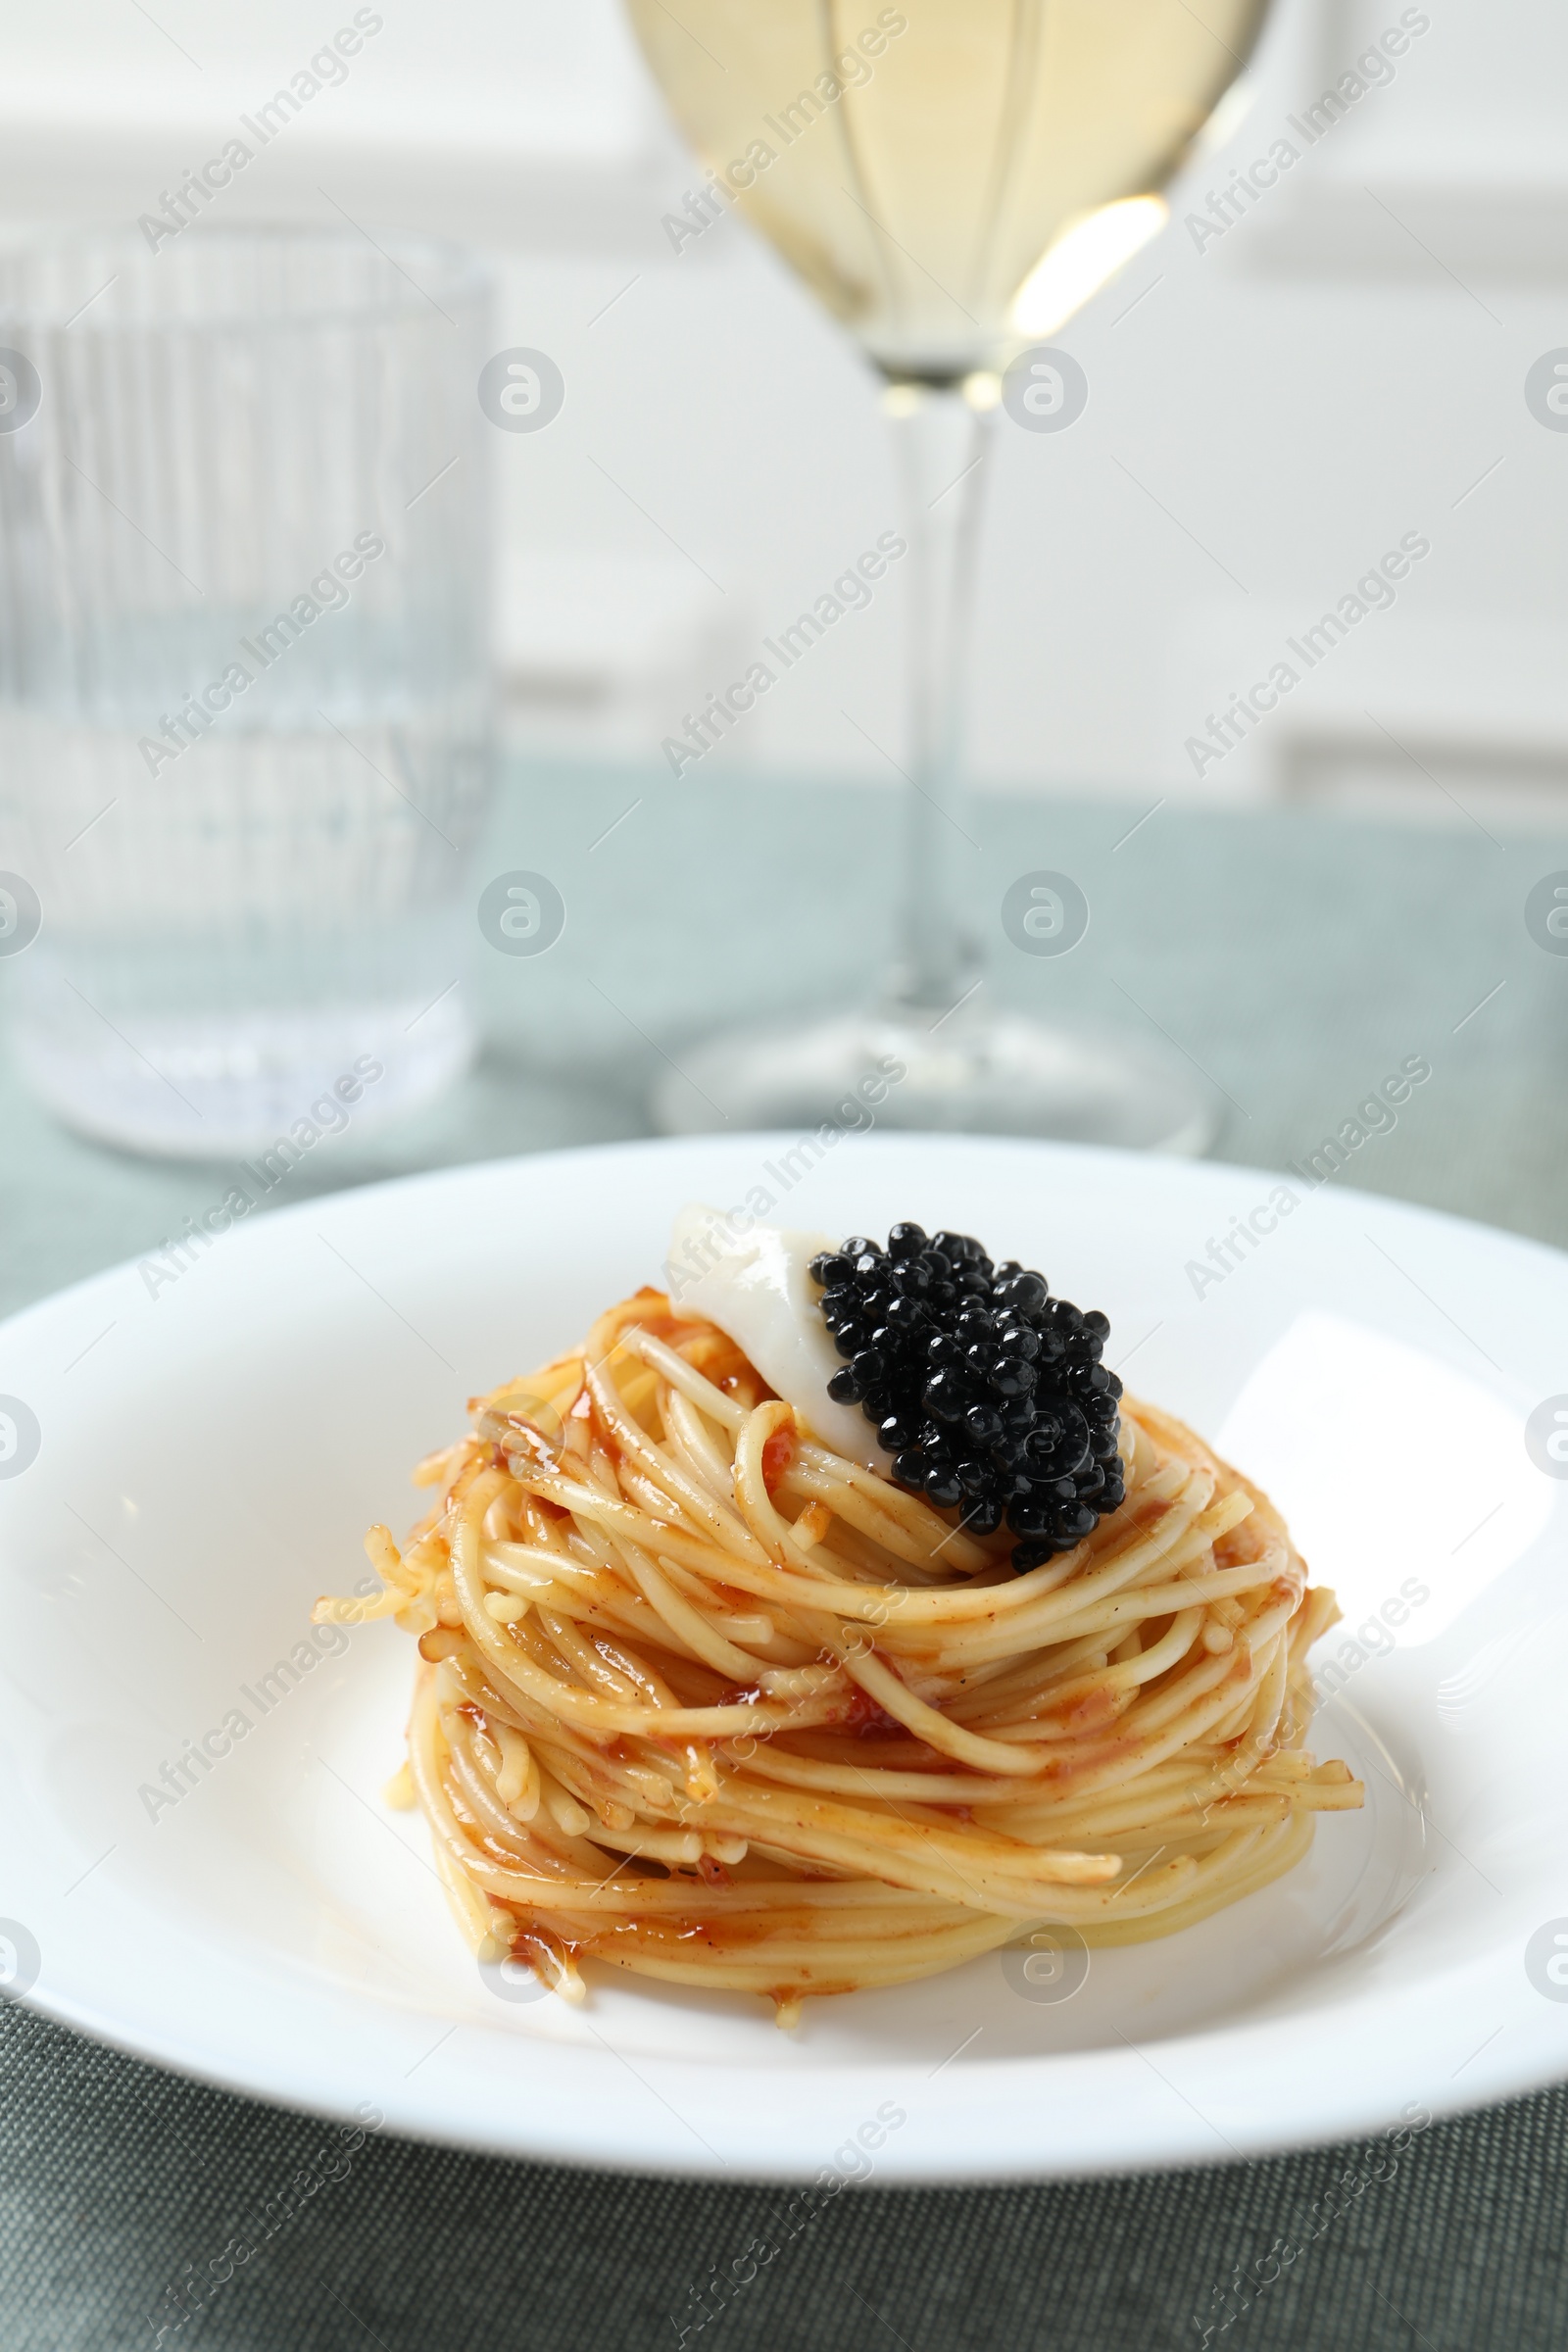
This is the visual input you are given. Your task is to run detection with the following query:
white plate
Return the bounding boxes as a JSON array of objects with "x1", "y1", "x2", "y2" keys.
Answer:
[{"x1": 3, "y1": 1134, "x2": 1567, "y2": 2182}]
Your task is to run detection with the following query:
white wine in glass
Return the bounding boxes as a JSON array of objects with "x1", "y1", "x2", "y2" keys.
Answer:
[{"x1": 628, "y1": 0, "x2": 1269, "y2": 1145}]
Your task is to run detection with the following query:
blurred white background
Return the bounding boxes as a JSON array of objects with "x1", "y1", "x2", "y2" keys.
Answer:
[{"x1": 1, "y1": 0, "x2": 1564, "y2": 809}]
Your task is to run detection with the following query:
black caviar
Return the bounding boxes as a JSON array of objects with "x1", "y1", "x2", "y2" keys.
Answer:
[{"x1": 808, "y1": 1223, "x2": 1125, "y2": 1574}]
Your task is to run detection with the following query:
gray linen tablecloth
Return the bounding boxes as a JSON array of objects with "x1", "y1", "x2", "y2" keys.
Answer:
[{"x1": 3, "y1": 764, "x2": 1566, "y2": 2350}]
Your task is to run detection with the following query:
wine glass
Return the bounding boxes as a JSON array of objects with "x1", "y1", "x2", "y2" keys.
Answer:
[{"x1": 626, "y1": 0, "x2": 1269, "y2": 1148}]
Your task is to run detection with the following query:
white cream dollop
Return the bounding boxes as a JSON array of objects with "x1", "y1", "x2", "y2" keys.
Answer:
[{"x1": 665, "y1": 1202, "x2": 889, "y2": 1470}]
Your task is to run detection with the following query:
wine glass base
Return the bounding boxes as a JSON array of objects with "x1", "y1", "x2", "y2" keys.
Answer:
[{"x1": 650, "y1": 1008, "x2": 1219, "y2": 1155}]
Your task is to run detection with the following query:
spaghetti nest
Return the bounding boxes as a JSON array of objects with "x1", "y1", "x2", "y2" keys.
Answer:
[{"x1": 318, "y1": 1289, "x2": 1362, "y2": 2021}]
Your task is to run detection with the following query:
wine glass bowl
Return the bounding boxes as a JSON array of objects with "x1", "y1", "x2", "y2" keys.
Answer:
[{"x1": 625, "y1": 0, "x2": 1268, "y2": 383}]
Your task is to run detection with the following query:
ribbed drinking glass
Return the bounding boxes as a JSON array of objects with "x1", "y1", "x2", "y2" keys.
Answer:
[{"x1": 0, "y1": 229, "x2": 492, "y2": 1156}]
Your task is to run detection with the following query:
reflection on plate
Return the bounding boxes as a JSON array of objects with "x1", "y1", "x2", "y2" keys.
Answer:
[{"x1": 1, "y1": 1134, "x2": 1565, "y2": 2180}]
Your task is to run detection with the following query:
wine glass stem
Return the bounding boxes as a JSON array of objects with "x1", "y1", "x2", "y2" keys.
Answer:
[{"x1": 885, "y1": 382, "x2": 996, "y2": 1020}]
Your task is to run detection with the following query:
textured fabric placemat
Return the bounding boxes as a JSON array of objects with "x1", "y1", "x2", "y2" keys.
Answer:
[
  {"x1": 3, "y1": 2002, "x2": 1565, "y2": 2351},
  {"x1": 3, "y1": 769, "x2": 1567, "y2": 2350}
]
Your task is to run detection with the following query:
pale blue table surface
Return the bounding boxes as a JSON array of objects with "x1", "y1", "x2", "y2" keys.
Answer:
[{"x1": 4, "y1": 760, "x2": 1567, "y2": 1319}]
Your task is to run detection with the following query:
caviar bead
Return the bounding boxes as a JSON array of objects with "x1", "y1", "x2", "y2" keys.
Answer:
[
  {"x1": 888, "y1": 1222, "x2": 926, "y2": 1258},
  {"x1": 826, "y1": 1366, "x2": 859, "y2": 1403},
  {"x1": 1083, "y1": 1309, "x2": 1110, "y2": 1338},
  {"x1": 924, "y1": 1370, "x2": 967, "y2": 1422}
]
